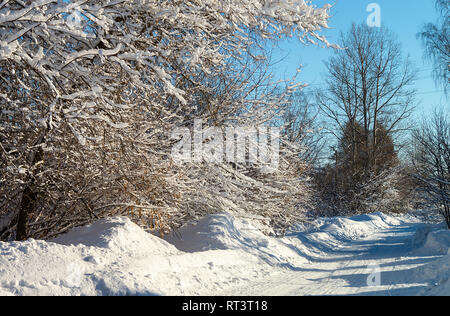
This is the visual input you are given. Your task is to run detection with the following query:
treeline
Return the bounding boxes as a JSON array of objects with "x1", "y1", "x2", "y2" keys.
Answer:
[{"x1": 308, "y1": 20, "x2": 449, "y2": 227}]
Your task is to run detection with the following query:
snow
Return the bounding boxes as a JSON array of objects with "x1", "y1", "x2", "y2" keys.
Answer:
[
  {"x1": 53, "y1": 216, "x2": 179, "y2": 256},
  {"x1": 0, "y1": 213, "x2": 449, "y2": 296},
  {"x1": 414, "y1": 253, "x2": 450, "y2": 295},
  {"x1": 411, "y1": 225, "x2": 450, "y2": 256},
  {"x1": 293, "y1": 212, "x2": 402, "y2": 242},
  {"x1": 166, "y1": 214, "x2": 307, "y2": 268}
]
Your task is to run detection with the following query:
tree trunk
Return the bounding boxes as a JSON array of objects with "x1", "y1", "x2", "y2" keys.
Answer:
[
  {"x1": 16, "y1": 134, "x2": 45, "y2": 241},
  {"x1": 16, "y1": 186, "x2": 37, "y2": 240}
]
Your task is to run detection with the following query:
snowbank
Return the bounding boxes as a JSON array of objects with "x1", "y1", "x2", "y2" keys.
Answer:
[
  {"x1": 54, "y1": 216, "x2": 179, "y2": 256},
  {"x1": 165, "y1": 214, "x2": 263, "y2": 252},
  {"x1": 165, "y1": 214, "x2": 308, "y2": 267},
  {"x1": 414, "y1": 252, "x2": 450, "y2": 295},
  {"x1": 411, "y1": 226, "x2": 450, "y2": 256},
  {"x1": 409, "y1": 225, "x2": 450, "y2": 295},
  {"x1": 0, "y1": 217, "x2": 177, "y2": 295},
  {"x1": 0, "y1": 215, "x2": 306, "y2": 296},
  {"x1": 285, "y1": 212, "x2": 408, "y2": 258},
  {"x1": 291, "y1": 212, "x2": 403, "y2": 241}
]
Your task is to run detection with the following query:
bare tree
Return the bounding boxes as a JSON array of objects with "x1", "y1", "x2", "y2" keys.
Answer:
[
  {"x1": 317, "y1": 23, "x2": 416, "y2": 171},
  {"x1": 412, "y1": 109, "x2": 450, "y2": 229},
  {"x1": 417, "y1": 0, "x2": 450, "y2": 94},
  {"x1": 315, "y1": 23, "x2": 417, "y2": 214}
]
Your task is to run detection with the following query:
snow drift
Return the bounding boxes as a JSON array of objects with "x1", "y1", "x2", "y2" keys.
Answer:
[
  {"x1": 0, "y1": 215, "x2": 306, "y2": 296},
  {"x1": 409, "y1": 224, "x2": 450, "y2": 295},
  {"x1": 0, "y1": 217, "x2": 175, "y2": 296},
  {"x1": 411, "y1": 225, "x2": 450, "y2": 256}
]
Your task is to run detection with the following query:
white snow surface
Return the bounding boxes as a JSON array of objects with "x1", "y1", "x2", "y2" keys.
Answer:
[{"x1": 0, "y1": 212, "x2": 449, "y2": 296}]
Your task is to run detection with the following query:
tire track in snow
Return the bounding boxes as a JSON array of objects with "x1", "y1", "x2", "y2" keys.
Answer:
[{"x1": 218, "y1": 221, "x2": 440, "y2": 296}]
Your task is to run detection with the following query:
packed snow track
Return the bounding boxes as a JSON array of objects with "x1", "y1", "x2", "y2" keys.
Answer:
[{"x1": 220, "y1": 219, "x2": 449, "y2": 296}]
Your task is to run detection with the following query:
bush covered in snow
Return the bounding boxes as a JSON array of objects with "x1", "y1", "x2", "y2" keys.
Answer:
[{"x1": 0, "y1": 0, "x2": 333, "y2": 240}]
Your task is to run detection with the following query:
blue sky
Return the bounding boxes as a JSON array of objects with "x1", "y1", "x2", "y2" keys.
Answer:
[{"x1": 271, "y1": 0, "x2": 448, "y2": 119}]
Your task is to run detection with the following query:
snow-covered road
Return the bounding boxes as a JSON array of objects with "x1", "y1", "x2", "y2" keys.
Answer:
[
  {"x1": 0, "y1": 212, "x2": 449, "y2": 296},
  {"x1": 220, "y1": 221, "x2": 446, "y2": 296}
]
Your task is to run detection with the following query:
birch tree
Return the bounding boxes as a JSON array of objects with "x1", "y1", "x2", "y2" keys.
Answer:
[{"x1": 418, "y1": 0, "x2": 450, "y2": 94}]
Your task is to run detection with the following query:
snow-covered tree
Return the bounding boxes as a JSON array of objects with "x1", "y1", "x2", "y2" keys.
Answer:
[{"x1": 0, "y1": 0, "x2": 333, "y2": 240}]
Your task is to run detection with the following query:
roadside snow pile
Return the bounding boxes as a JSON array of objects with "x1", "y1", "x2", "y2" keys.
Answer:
[
  {"x1": 320, "y1": 213, "x2": 398, "y2": 240},
  {"x1": 165, "y1": 214, "x2": 308, "y2": 267},
  {"x1": 0, "y1": 217, "x2": 177, "y2": 295},
  {"x1": 165, "y1": 214, "x2": 264, "y2": 252},
  {"x1": 53, "y1": 216, "x2": 179, "y2": 256},
  {"x1": 411, "y1": 224, "x2": 450, "y2": 256},
  {"x1": 414, "y1": 252, "x2": 450, "y2": 295},
  {"x1": 286, "y1": 212, "x2": 407, "y2": 256},
  {"x1": 408, "y1": 225, "x2": 450, "y2": 296},
  {"x1": 292, "y1": 212, "x2": 403, "y2": 241},
  {"x1": 403, "y1": 221, "x2": 450, "y2": 296},
  {"x1": 0, "y1": 215, "x2": 306, "y2": 296}
]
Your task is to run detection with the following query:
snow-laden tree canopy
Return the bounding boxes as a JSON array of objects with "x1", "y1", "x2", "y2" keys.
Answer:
[{"x1": 0, "y1": 0, "x2": 333, "y2": 240}]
